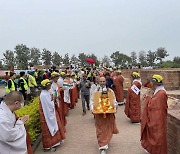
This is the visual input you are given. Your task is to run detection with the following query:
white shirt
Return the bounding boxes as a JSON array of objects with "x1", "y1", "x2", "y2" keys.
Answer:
[
  {"x1": 57, "y1": 77, "x2": 64, "y2": 88},
  {"x1": 90, "y1": 83, "x2": 99, "y2": 98},
  {"x1": 40, "y1": 90, "x2": 58, "y2": 136},
  {"x1": 0, "y1": 102, "x2": 27, "y2": 154},
  {"x1": 50, "y1": 82, "x2": 60, "y2": 107}
]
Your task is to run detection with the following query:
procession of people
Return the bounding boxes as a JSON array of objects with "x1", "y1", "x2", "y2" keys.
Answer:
[{"x1": 0, "y1": 66, "x2": 168, "y2": 154}]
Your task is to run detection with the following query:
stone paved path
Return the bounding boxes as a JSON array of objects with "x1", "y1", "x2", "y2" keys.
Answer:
[{"x1": 36, "y1": 99, "x2": 146, "y2": 154}]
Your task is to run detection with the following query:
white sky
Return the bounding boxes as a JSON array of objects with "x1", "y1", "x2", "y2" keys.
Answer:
[{"x1": 0, "y1": 0, "x2": 180, "y2": 61}]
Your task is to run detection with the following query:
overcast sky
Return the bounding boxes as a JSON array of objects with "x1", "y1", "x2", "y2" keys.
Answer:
[{"x1": 0, "y1": 0, "x2": 180, "y2": 61}]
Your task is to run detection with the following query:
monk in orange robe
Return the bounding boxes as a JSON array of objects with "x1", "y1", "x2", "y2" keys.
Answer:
[
  {"x1": 112, "y1": 70, "x2": 124, "y2": 105},
  {"x1": 124, "y1": 72, "x2": 142, "y2": 123},
  {"x1": 141, "y1": 74, "x2": 168, "y2": 154},
  {"x1": 39, "y1": 79, "x2": 65, "y2": 152},
  {"x1": 91, "y1": 77, "x2": 119, "y2": 154}
]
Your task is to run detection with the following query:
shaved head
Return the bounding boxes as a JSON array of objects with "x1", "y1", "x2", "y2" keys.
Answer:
[
  {"x1": 4, "y1": 91, "x2": 24, "y2": 105},
  {"x1": 99, "y1": 77, "x2": 106, "y2": 87}
]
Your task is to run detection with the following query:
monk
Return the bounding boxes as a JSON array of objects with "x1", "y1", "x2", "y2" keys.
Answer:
[
  {"x1": 50, "y1": 72, "x2": 67, "y2": 129},
  {"x1": 62, "y1": 74, "x2": 73, "y2": 115},
  {"x1": 0, "y1": 91, "x2": 32, "y2": 154},
  {"x1": 141, "y1": 74, "x2": 168, "y2": 154},
  {"x1": 112, "y1": 70, "x2": 124, "y2": 105},
  {"x1": 39, "y1": 79, "x2": 65, "y2": 152},
  {"x1": 124, "y1": 72, "x2": 142, "y2": 123},
  {"x1": 90, "y1": 77, "x2": 119, "y2": 154}
]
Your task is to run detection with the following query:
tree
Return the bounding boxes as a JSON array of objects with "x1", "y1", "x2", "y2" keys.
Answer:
[
  {"x1": 156, "y1": 47, "x2": 169, "y2": 63},
  {"x1": 3, "y1": 50, "x2": 15, "y2": 70},
  {"x1": 130, "y1": 51, "x2": 137, "y2": 66},
  {"x1": 173, "y1": 56, "x2": 180, "y2": 64},
  {"x1": 52, "y1": 51, "x2": 63, "y2": 66},
  {"x1": 14, "y1": 44, "x2": 30, "y2": 69},
  {"x1": 71, "y1": 54, "x2": 79, "y2": 65},
  {"x1": 0, "y1": 60, "x2": 3, "y2": 70},
  {"x1": 139, "y1": 51, "x2": 147, "y2": 67},
  {"x1": 30, "y1": 47, "x2": 41, "y2": 66},
  {"x1": 78, "y1": 53, "x2": 87, "y2": 66},
  {"x1": 63, "y1": 53, "x2": 70, "y2": 65},
  {"x1": 102, "y1": 55, "x2": 111, "y2": 67},
  {"x1": 146, "y1": 50, "x2": 156, "y2": 66},
  {"x1": 110, "y1": 51, "x2": 131, "y2": 67},
  {"x1": 42, "y1": 49, "x2": 52, "y2": 65}
]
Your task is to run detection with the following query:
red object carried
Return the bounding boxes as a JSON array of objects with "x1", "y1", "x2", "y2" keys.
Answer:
[{"x1": 86, "y1": 58, "x2": 95, "y2": 64}]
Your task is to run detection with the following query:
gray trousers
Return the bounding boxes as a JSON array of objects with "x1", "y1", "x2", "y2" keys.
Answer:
[{"x1": 81, "y1": 93, "x2": 90, "y2": 112}]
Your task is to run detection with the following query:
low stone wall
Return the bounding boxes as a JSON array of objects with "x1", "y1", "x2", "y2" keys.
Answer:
[
  {"x1": 121, "y1": 68, "x2": 180, "y2": 90},
  {"x1": 167, "y1": 99, "x2": 180, "y2": 154}
]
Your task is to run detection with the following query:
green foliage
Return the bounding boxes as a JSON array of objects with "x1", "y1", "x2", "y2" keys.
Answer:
[
  {"x1": 156, "y1": 47, "x2": 169, "y2": 63},
  {"x1": 42, "y1": 49, "x2": 52, "y2": 65},
  {"x1": 78, "y1": 53, "x2": 87, "y2": 66},
  {"x1": 173, "y1": 56, "x2": 180, "y2": 64},
  {"x1": 71, "y1": 54, "x2": 79, "y2": 65},
  {"x1": 159, "y1": 60, "x2": 180, "y2": 68},
  {"x1": 30, "y1": 48, "x2": 42, "y2": 66},
  {"x1": 52, "y1": 51, "x2": 63, "y2": 66},
  {"x1": 3, "y1": 50, "x2": 15, "y2": 70},
  {"x1": 130, "y1": 51, "x2": 137, "y2": 66},
  {"x1": 0, "y1": 60, "x2": 4, "y2": 70},
  {"x1": 139, "y1": 51, "x2": 148, "y2": 67},
  {"x1": 16, "y1": 97, "x2": 41, "y2": 142},
  {"x1": 146, "y1": 50, "x2": 156, "y2": 66},
  {"x1": 63, "y1": 53, "x2": 70, "y2": 65},
  {"x1": 102, "y1": 55, "x2": 111, "y2": 67},
  {"x1": 15, "y1": 44, "x2": 30, "y2": 69},
  {"x1": 110, "y1": 51, "x2": 131, "y2": 66}
]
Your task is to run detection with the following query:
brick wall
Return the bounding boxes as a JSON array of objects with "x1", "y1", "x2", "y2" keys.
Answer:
[
  {"x1": 167, "y1": 100, "x2": 180, "y2": 154},
  {"x1": 121, "y1": 69, "x2": 180, "y2": 90}
]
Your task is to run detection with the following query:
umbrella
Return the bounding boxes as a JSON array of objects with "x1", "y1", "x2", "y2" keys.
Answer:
[{"x1": 86, "y1": 58, "x2": 95, "y2": 64}]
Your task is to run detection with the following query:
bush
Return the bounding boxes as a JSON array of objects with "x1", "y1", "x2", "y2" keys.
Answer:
[
  {"x1": 159, "y1": 61, "x2": 180, "y2": 68},
  {"x1": 16, "y1": 97, "x2": 41, "y2": 142}
]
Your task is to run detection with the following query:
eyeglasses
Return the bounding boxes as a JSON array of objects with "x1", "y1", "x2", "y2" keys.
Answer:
[{"x1": 100, "y1": 81, "x2": 105, "y2": 82}]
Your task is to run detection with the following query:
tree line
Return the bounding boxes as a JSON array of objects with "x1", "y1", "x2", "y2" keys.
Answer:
[{"x1": 0, "y1": 44, "x2": 179, "y2": 70}]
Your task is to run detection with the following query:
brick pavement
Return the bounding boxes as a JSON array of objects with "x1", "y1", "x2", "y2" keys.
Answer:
[{"x1": 35, "y1": 99, "x2": 145, "y2": 154}]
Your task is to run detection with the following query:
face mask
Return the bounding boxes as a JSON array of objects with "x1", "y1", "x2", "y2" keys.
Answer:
[{"x1": 21, "y1": 103, "x2": 24, "y2": 108}]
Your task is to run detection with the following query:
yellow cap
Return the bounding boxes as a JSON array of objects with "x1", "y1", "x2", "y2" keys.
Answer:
[
  {"x1": 152, "y1": 74, "x2": 163, "y2": 83},
  {"x1": 116, "y1": 70, "x2": 121, "y2": 73},
  {"x1": 71, "y1": 72, "x2": 76, "y2": 76},
  {"x1": 41, "y1": 79, "x2": 51, "y2": 87},
  {"x1": 60, "y1": 72, "x2": 66, "y2": 75},
  {"x1": 50, "y1": 72, "x2": 60, "y2": 78},
  {"x1": 113, "y1": 66, "x2": 117, "y2": 70},
  {"x1": 132, "y1": 72, "x2": 140, "y2": 78}
]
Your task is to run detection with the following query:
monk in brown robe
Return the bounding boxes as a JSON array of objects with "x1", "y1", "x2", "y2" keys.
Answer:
[
  {"x1": 124, "y1": 72, "x2": 142, "y2": 123},
  {"x1": 39, "y1": 79, "x2": 65, "y2": 152},
  {"x1": 112, "y1": 70, "x2": 124, "y2": 105},
  {"x1": 141, "y1": 74, "x2": 168, "y2": 154},
  {"x1": 91, "y1": 77, "x2": 119, "y2": 154}
]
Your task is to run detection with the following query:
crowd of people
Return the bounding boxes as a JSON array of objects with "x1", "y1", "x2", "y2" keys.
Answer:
[{"x1": 0, "y1": 66, "x2": 168, "y2": 154}]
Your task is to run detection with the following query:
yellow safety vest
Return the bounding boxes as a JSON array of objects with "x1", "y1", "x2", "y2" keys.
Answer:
[
  {"x1": 88, "y1": 73, "x2": 91, "y2": 78},
  {"x1": 28, "y1": 75, "x2": 37, "y2": 87},
  {"x1": 19, "y1": 77, "x2": 28, "y2": 91},
  {"x1": 6, "y1": 79, "x2": 15, "y2": 93}
]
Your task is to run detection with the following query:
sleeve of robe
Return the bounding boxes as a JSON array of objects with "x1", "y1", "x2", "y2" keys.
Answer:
[
  {"x1": 40, "y1": 93, "x2": 59, "y2": 136},
  {"x1": 0, "y1": 118, "x2": 26, "y2": 143},
  {"x1": 145, "y1": 91, "x2": 168, "y2": 146},
  {"x1": 90, "y1": 90, "x2": 95, "y2": 111},
  {"x1": 124, "y1": 88, "x2": 131, "y2": 117}
]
